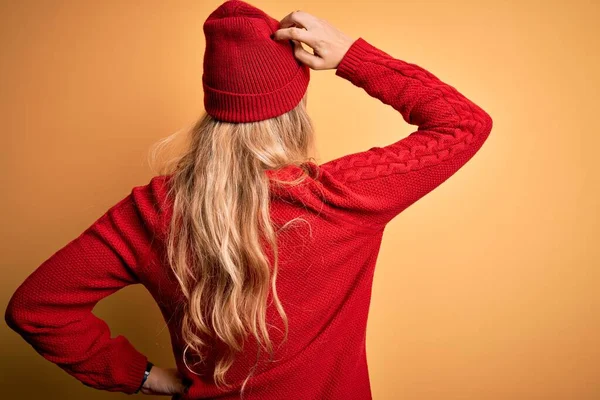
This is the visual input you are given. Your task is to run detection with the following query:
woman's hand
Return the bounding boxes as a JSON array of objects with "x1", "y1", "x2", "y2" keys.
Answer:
[
  {"x1": 139, "y1": 366, "x2": 190, "y2": 396},
  {"x1": 271, "y1": 10, "x2": 356, "y2": 70}
]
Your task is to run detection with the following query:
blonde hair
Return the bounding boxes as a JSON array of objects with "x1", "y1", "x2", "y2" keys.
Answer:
[{"x1": 148, "y1": 93, "x2": 318, "y2": 397}]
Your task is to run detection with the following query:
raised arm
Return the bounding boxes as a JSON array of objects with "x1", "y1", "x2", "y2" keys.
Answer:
[
  {"x1": 319, "y1": 37, "x2": 493, "y2": 227},
  {"x1": 273, "y1": 10, "x2": 493, "y2": 228}
]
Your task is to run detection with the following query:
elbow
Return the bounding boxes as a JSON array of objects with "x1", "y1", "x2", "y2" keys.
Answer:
[
  {"x1": 4, "y1": 295, "x2": 21, "y2": 332},
  {"x1": 470, "y1": 110, "x2": 493, "y2": 146},
  {"x1": 475, "y1": 104, "x2": 493, "y2": 135},
  {"x1": 4, "y1": 290, "x2": 31, "y2": 333},
  {"x1": 483, "y1": 112, "x2": 493, "y2": 134},
  {"x1": 468, "y1": 101, "x2": 493, "y2": 137}
]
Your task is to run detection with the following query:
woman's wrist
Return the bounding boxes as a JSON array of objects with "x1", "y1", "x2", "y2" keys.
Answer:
[{"x1": 134, "y1": 361, "x2": 154, "y2": 394}]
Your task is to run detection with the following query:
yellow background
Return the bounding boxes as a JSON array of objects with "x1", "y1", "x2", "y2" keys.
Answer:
[{"x1": 2, "y1": 0, "x2": 599, "y2": 399}]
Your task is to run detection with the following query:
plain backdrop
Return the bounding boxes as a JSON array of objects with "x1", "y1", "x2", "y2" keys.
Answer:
[{"x1": 1, "y1": 0, "x2": 599, "y2": 399}]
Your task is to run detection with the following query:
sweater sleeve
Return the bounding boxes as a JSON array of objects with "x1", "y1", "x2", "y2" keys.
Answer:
[
  {"x1": 4, "y1": 193, "x2": 149, "y2": 394},
  {"x1": 319, "y1": 37, "x2": 493, "y2": 228}
]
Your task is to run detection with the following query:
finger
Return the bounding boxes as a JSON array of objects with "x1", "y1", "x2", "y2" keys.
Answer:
[
  {"x1": 273, "y1": 27, "x2": 316, "y2": 49},
  {"x1": 291, "y1": 40, "x2": 325, "y2": 70},
  {"x1": 278, "y1": 10, "x2": 316, "y2": 30}
]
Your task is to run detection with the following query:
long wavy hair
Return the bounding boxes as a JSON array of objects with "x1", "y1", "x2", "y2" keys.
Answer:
[{"x1": 148, "y1": 93, "x2": 318, "y2": 396}]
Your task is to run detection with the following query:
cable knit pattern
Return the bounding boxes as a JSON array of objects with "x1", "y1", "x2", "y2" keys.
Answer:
[
  {"x1": 316, "y1": 37, "x2": 493, "y2": 227},
  {"x1": 4, "y1": 36, "x2": 492, "y2": 399}
]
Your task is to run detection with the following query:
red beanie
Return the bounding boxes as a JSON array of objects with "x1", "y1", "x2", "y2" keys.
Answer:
[{"x1": 202, "y1": 0, "x2": 311, "y2": 123}]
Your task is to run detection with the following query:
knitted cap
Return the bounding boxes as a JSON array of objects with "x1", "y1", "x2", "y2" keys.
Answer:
[{"x1": 202, "y1": 0, "x2": 311, "y2": 123}]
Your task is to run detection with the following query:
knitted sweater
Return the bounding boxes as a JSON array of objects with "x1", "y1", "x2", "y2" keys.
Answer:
[{"x1": 4, "y1": 37, "x2": 493, "y2": 399}]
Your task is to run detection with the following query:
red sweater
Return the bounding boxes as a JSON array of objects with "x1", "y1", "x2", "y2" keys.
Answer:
[{"x1": 4, "y1": 37, "x2": 492, "y2": 399}]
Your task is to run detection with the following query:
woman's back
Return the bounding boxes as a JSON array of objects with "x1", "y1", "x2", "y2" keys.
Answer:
[{"x1": 129, "y1": 167, "x2": 384, "y2": 399}]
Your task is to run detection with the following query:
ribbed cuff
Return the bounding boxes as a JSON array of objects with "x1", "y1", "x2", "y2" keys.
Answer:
[
  {"x1": 121, "y1": 350, "x2": 149, "y2": 394},
  {"x1": 335, "y1": 37, "x2": 373, "y2": 80}
]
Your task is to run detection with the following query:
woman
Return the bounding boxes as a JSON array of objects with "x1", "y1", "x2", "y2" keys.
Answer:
[{"x1": 4, "y1": 0, "x2": 493, "y2": 399}]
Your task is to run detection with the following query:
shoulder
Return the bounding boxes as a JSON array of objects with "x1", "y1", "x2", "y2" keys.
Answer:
[{"x1": 130, "y1": 174, "x2": 174, "y2": 240}]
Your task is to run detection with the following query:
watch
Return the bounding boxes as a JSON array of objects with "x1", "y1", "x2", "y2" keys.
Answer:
[{"x1": 134, "y1": 361, "x2": 154, "y2": 394}]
